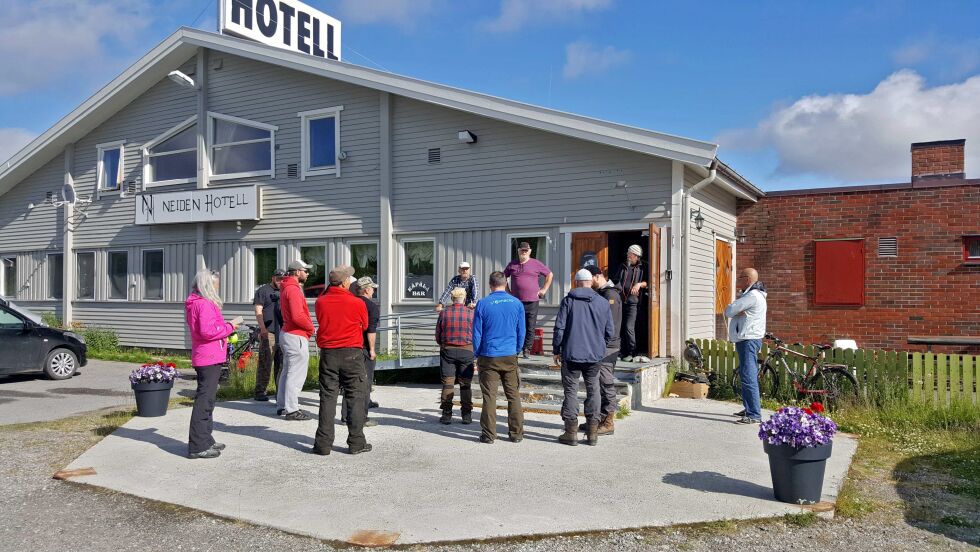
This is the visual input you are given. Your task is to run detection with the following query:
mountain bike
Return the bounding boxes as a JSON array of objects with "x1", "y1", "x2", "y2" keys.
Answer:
[
  {"x1": 731, "y1": 333, "x2": 859, "y2": 409},
  {"x1": 220, "y1": 324, "x2": 261, "y2": 382}
]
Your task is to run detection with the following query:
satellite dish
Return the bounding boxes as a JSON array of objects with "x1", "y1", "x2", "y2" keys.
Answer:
[{"x1": 61, "y1": 182, "x2": 77, "y2": 205}]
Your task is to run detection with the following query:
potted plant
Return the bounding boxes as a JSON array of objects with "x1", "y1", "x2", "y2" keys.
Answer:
[
  {"x1": 759, "y1": 402, "x2": 837, "y2": 504},
  {"x1": 130, "y1": 362, "x2": 179, "y2": 417}
]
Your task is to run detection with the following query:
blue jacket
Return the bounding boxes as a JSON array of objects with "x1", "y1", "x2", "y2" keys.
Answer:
[
  {"x1": 473, "y1": 290, "x2": 526, "y2": 358},
  {"x1": 553, "y1": 287, "x2": 614, "y2": 363}
]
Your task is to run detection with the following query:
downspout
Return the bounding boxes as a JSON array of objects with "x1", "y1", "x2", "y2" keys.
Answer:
[{"x1": 681, "y1": 161, "x2": 717, "y2": 345}]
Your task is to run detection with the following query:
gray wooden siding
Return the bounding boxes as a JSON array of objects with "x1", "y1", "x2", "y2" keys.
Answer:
[
  {"x1": 2, "y1": 249, "x2": 62, "y2": 301},
  {"x1": 0, "y1": 153, "x2": 64, "y2": 252},
  {"x1": 390, "y1": 96, "x2": 673, "y2": 232},
  {"x1": 684, "y1": 167, "x2": 737, "y2": 340}
]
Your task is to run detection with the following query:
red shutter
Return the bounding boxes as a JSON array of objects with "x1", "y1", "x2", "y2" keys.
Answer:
[{"x1": 814, "y1": 239, "x2": 865, "y2": 306}]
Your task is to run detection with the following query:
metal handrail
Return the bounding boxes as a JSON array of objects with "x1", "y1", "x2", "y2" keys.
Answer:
[{"x1": 376, "y1": 309, "x2": 439, "y2": 367}]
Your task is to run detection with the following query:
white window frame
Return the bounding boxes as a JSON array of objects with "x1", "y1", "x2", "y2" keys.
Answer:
[
  {"x1": 46, "y1": 252, "x2": 64, "y2": 300},
  {"x1": 346, "y1": 239, "x2": 380, "y2": 301},
  {"x1": 298, "y1": 242, "x2": 327, "y2": 301},
  {"x1": 75, "y1": 251, "x2": 96, "y2": 301},
  {"x1": 298, "y1": 105, "x2": 344, "y2": 180},
  {"x1": 96, "y1": 140, "x2": 126, "y2": 197},
  {"x1": 207, "y1": 112, "x2": 278, "y2": 182},
  {"x1": 250, "y1": 244, "x2": 280, "y2": 295},
  {"x1": 141, "y1": 248, "x2": 165, "y2": 302},
  {"x1": 1, "y1": 255, "x2": 16, "y2": 298},
  {"x1": 504, "y1": 232, "x2": 551, "y2": 267},
  {"x1": 106, "y1": 249, "x2": 130, "y2": 302},
  {"x1": 399, "y1": 237, "x2": 436, "y2": 304},
  {"x1": 142, "y1": 116, "x2": 197, "y2": 188}
]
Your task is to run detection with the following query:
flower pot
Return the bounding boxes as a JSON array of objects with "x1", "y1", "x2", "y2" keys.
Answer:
[
  {"x1": 132, "y1": 381, "x2": 174, "y2": 417},
  {"x1": 763, "y1": 441, "x2": 833, "y2": 504}
]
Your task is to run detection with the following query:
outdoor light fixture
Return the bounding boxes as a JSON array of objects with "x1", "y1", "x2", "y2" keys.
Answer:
[
  {"x1": 735, "y1": 228, "x2": 747, "y2": 244},
  {"x1": 690, "y1": 208, "x2": 705, "y2": 231},
  {"x1": 167, "y1": 70, "x2": 198, "y2": 90},
  {"x1": 616, "y1": 180, "x2": 636, "y2": 211},
  {"x1": 457, "y1": 130, "x2": 477, "y2": 144}
]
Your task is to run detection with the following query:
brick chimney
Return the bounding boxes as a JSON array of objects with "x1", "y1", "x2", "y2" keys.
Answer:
[{"x1": 911, "y1": 139, "x2": 965, "y2": 181}]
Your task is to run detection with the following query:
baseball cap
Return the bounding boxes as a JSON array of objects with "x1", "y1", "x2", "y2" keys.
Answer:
[
  {"x1": 584, "y1": 265, "x2": 602, "y2": 276},
  {"x1": 458, "y1": 261, "x2": 471, "y2": 269},
  {"x1": 356, "y1": 276, "x2": 378, "y2": 289},
  {"x1": 328, "y1": 264, "x2": 355, "y2": 285},
  {"x1": 518, "y1": 241, "x2": 531, "y2": 251},
  {"x1": 287, "y1": 260, "x2": 312, "y2": 272},
  {"x1": 574, "y1": 268, "x2": 593, "y2": 282},
  {"x1": 272, "y1": 269, "x2": 286, "y2": 279}
]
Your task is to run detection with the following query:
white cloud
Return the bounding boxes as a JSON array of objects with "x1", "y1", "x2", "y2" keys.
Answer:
[
  {"x1": 0, "y1": 0, "x2": 151, "y2": 97},
  {"x1": 336, "y1": 0, "x2": 437, "y2": 28},
  {"x1": 0, "y1": 128, "x2": 38, "y2": 167},
  {"x1": 482, "y1": 0, "x2": 613, "y2": 33},
  {"x1": 562, "y1": 41, "x2": 630, "y2": 80},
  {"x1": 893, "y1": 40, "x2": 933, "y2": 65},
  {"x1": 892, "y1": 37, "x2": 980, "y2": 79},
  {"x1": 717, "y1": 70, "x2": 980, "y2": 183}
]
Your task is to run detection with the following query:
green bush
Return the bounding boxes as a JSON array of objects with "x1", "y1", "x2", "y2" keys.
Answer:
[
  {"x1": 83, "y1": 327, "x2": 120, "y2": 353},
  {"x1": 41, "y1": 312, "x2": 63, "y2": 329}
]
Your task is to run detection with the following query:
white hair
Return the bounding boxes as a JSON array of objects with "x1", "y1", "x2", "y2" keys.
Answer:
[{"x1": 193, "y1": 269, "x2": 223, "y2": 308}]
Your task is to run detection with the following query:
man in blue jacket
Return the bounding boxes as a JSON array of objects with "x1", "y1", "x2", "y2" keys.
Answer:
[
  {"x1": 553, "y1": 269, "x2": 614, "y2": 446},
  {"x1": 473, "y1": 271, "x2": 526, "y2": 444}
]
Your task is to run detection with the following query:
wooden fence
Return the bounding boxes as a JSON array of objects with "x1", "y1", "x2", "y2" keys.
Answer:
[{"x1": 691, "y1": 339, "x2": 978, "y2": 406}]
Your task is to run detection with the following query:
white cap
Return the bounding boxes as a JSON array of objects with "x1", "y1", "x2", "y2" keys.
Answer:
[
  {"x1": 459, "y1": 261, "x2": 471, "y2": 268},
  {"x1": 628, "y1": 244, "x2": 643, "y2": 257},
  {"x1": 574, "y1": 268, "x2": 593, "y2": 282}
]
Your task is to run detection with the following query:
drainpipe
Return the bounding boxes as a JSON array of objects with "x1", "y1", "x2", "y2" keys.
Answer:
[{"x1": 681, "y1": 161, "x2": 717, "y2": 345}]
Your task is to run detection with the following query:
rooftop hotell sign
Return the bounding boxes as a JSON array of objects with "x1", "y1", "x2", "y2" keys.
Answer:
[
  {"x1": 219, "y1": 0, "x2": 341, "y2": 60},
  {"x1": 135, "y1": 185, "x2": 262, "y2": 225}
]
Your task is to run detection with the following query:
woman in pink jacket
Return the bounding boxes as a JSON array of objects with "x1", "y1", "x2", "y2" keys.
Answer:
[{"x1": 185, "y1": 270, "x2": 241, "y2": 459}]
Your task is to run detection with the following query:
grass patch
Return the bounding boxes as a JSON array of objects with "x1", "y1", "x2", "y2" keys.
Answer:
[
  {"x1": 662, "y1": 359, "x2": 678, "y2": 398},
  {"x1": 834, "y1": 477, "x2": 877, "y2": 518},
  {"x1": 616, "y1": 402, "x2": 631, "y2": 420},
  {"x1": 88, "y1": 348, "x2": 192, "y2": 369},
  {"x1": 783, "y1": 511, "x2": 818, "y2": 527}
]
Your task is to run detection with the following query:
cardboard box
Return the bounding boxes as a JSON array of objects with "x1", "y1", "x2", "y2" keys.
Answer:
[{"x1": 671, "y1": 380, "x2": 709, "y2": 399}]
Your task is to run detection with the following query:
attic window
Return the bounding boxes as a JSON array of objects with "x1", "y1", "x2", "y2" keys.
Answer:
[
  {"x1": 143, "y1": 117, "x2": 197, "y2": 187},
  {"x1": 428, "y1": 148, "x2": 441, "y2": 164},
  {"x1": 964, "y1": 235, "x2": 980, "y2": 264},
  {"x1": 877, "y1": 237, "x2": 898, "y2": 257}
]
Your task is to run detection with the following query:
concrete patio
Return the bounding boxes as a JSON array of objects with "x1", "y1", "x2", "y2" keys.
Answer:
[{"x1": 62, "y1": 385, "x2": 857, "y2": 546}]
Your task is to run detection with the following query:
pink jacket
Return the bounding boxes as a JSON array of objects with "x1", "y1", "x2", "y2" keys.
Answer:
[{"x1": 185, "y1": 293, "x2": 234, "y2": 367}]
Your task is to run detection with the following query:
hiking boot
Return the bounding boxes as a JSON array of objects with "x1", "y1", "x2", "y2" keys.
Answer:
[
  {"x1": 350, "y1": 444, "x2": 373, "y2": 455},
  {"x1": 586, "y1": 422, "x2": 599, "y2": 446},
  {"x1": 369, "y1": 401, "x2": 379, "y2": 409},
  {"x1": 284, "y1": 410, "x2": 314, "y2": 421},
  {"x1": 597, "y1": 414, "x2": 615, "y2": 436},
  {"x1": 188, "y1": 448, "x2": 220, "y2": 459},
  {"x1": 479, "y1": 435, "x2": 494, "y2": 444},
  {"x1": 558, "y1": 421, "x2": 579, "y2": 446},
  {"x1": 439, "y1": 411, "x2": 452, "y2": 425},
  {"x1": 310, "y1": 446, "x2": 330, "y2": 456},
  {"x1": 461, "y1": 411, "x2": 473, "y2": 425},
  {"x1": 253, "y1": 394, "x2": 269, "y2": 402}
]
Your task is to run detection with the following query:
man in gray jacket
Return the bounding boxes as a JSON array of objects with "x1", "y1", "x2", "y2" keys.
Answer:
[
  {"x1": 553, "y1": 269, "x2": 614, "y2": 446},
  {"x1": 585, "y1": 264, "x2": 622, "y2": 435},
  {"x1": 723, "y1": 268, "x2": 768, "y2": 424}
]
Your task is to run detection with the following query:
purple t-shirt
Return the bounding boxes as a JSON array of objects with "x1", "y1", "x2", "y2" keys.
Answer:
[{"x1": 504, "y1": 258, "x2": 552, "y2": 302}]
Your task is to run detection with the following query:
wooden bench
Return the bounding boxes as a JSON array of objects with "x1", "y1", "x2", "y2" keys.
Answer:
[{"x1": 907, "y1": 336, "x2": 980, "y2": 352}]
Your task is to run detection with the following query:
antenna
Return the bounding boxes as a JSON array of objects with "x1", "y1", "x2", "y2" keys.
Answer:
[{"x1": 61, "y1": 182, "x2": 77, "y2": 205}]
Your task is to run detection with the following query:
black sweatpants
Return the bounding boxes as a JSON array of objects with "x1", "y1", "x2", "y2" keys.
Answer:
[{"x1": 188, "y1": 364, "x2": 221, "y2": 454}]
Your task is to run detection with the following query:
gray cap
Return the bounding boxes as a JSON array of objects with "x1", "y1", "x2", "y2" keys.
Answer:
[
  {"x1": 287, "y1": 260, "x2": 312, "y2": 272},
  {"x1": 272, "y1": 269, "x2": 287, "y2": 278},
  {"x1": 356, "y1": 276, "x2": 379, "y2": 289},
  {"x1": 328, "y1": 264, "x2": 355, "y2": 285},
  {"x1": 574, "y1": 268, "x2": 593, "y2": 282}
]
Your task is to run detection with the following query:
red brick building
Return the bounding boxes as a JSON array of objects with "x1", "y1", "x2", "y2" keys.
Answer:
[{"x1": 735, "y1": 140, "x2": 980, "y2": 353}]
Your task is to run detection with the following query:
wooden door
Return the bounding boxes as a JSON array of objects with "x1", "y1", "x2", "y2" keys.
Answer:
[
  {"x1": 715, "y1": 239, "x2": 733, "y2": 339},
  {"x1": 648, "y1": 225, "x2": 661, "y2": 358},
  {"x1": 571, "y1": 232, "x2": 608, "y2": 278}
]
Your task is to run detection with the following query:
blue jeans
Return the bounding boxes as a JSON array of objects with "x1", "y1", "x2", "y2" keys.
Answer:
[{"x1": 736, "y1": 339, "x2": 762, "y2": 420}]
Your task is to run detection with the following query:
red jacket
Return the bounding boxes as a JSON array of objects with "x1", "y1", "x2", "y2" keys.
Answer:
[
  {"x1": 315, "y1": 286, "x2": 368, "y2": 349},
  {"x1": 279, "y1": 276, "x2": 314, "y2": 339}
]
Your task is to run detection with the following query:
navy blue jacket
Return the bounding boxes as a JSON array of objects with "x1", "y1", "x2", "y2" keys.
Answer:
[
  {"x1": 553, "y1": 287, "x2": 614, "y2": 363},
  {"x1": 473, "y1": 290, "x2": 526, "y2": 358}
]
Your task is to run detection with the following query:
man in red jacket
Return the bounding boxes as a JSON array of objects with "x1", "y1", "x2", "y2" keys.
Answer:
[
  {"x1": 312, "y1": 264, "x2": 372, "y2": 455},
  {"x1": 276, "y1": 260, "x2": 315, "y2": 421}
]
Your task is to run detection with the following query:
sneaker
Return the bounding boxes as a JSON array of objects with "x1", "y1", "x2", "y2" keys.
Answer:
[
  {"x1": 369, "y1": 401, "x2": 379, "y2": 409},
  {"x1": 461, "y1": 412, "x2": 473, "y2": 425},
  {"x1": 439, "y1": 411, "x2": 452, "y2": 425},
  {"x1": 735, "y1": 416, "x2": 761, "y2": 425},
  {"x1": 188, "y1": 448, "x2": 221, "y2": 459},
  {"x1": 350, "y1": 444, "x2": 373, "y2": 455},
  {"x1": 623, "y1": 356, "x2": 634, "y2": 363},
  {"x1": 276, "y1": 408, "x2": 285, "y2": 416},
  {"x1": 634, "y1": 355, "x2": 651, "y2": 363},
  {"x1": 209, "y1": 442, "x2": 226, "y2": 451},
  {"x1": 285, "y1": 410, "x2": 314, "y2": 421},
  {"x1": 479, "y1": 435, "x2": 494, "y2": 444},
  {"x1": 310, "y1": 446, "x2": 330, "y2": 456},
  {"x1": 253, "y1": 394, "x2": 269, "y2": 402},
  {"x1": 363, "y1": 419, "x2": 378, "y2": 427},
  {"x1": 733, "y1": 409, "x2": 746, "y2": 417}
]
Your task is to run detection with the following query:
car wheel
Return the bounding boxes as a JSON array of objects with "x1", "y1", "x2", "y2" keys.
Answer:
[{"x1": 44, "y1": 348, "x2": 78, "y2": 380}]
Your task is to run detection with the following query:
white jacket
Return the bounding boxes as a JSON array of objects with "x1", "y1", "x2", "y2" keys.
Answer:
[{"x1": 724, "y1": 287, "x2": 767, "y2": 341}]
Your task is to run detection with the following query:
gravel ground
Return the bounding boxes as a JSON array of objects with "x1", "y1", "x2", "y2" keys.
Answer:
[{"x1": 0, "y1": 415, "x2": 975, "y2": 552}]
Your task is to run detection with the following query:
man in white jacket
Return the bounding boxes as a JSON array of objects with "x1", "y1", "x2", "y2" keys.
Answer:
[{"x1": 724, "y1": 268, "x2": 768, "y2": 424}]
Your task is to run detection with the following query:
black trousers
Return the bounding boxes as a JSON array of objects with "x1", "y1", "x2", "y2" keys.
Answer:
[
  {"x1": 342, "y1": 350, "x2": 375, "y2": 423},
  {"x1": 560, "y1": 360, "x2": 601, "y2": 424},
  {"x1": 621, "y1": 296, "x2": 640, "y2": 358},
  {"x1": 314, "y1": 348, "x2": 367, "y2": 452},
  {"x1": 188, "y1": 364, "x2": 221, "y2": 454},
  {"x1": 598, "y1": 352, "x2": 619, "y2": 416},
  {"x1": 440, "y1": 347, "x2": 475, "y2": 413},
  {"x1": 521, "y1": 300, "x2": 539, "y2": 352}
]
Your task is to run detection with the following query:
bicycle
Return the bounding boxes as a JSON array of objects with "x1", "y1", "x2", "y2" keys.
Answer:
[
  {"x1": 731, "y1": 333, "x2": 859, "y2": 409},
  {"x1": 220, "y1": 324, "x2": 262, "y2": 382}
]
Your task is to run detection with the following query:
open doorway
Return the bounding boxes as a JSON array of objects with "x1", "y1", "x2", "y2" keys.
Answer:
[{"x1": 608, "y1": 230, "x2": 648, "y2": 358}]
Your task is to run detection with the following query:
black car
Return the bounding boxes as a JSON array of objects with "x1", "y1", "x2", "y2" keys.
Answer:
[{"x1": 0, "y1": 298, "x2": 87, "y2": 380}]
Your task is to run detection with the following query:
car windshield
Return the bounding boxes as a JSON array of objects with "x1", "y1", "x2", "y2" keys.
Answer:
[{"x1": 6, "y1": 301, "x2": 45, "y2": 326}]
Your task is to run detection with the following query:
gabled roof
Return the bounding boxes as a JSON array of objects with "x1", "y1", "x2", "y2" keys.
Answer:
[{"x1": 0, "y1": 27, "x2": 756, "y2": 199}]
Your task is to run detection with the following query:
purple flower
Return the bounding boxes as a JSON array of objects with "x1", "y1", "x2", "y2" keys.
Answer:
[
  {"x1": 758, "y1": 407, "x2": 836, "y2": 448},
  {"x1": 130, "y1": 362, "x2": 178, "y2": 385}
]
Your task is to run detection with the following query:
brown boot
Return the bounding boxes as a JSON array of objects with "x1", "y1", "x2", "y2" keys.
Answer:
[
  {"x1": 558, "y1": 421, "x2": 579, "y2": 446},
  {"x1": 597, "y1": 414, "x2": 615, "y2": 436},
  {"x1": 586, "y1": 422, "x2": 599, "y2": 446}
]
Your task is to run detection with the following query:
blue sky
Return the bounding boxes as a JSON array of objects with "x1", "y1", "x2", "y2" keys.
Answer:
[{"x1": 1, "y1": 0, "x2": 978, "y2": 190}]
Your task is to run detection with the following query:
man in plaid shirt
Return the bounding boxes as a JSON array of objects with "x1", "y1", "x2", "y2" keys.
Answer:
[
  {"x1": 435, "y1": 287, "x2": 475, "y2": 425},
  {"x1": 436, "y1": 261, "x2": 479, "y2": 311}
]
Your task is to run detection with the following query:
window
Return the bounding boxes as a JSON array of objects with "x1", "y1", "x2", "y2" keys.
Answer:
[
  {"x1": 142, "y1": 250, "x2": 164, "y2": 300},
  {"x1": 1, "y1": 257, "x2": 15, "y2": 297},
  {"x1": 143, "y1": 117, "x2": 197, "y2": 186},
  {"x1": 77, "y1": 252, "x2": 95, "y2": 300},
  {"x1": 963, "y1": 235, "x2": 980, "y2": 264},
  {"x1": 350, "y1": 242, "x2": 378, "y2": 285},
  {"x1": 300, "y1": 245, "x2": 325, "y2": 298},
  {"x1": 97, "y1": 141, "x2": 125, "y2": 193},
  {"x1": 0, "y1": 309, "x2": 23, "y2": 329},
  {"x1": 208, "y1": 113, "x2": 276, "y2": 180},
  {"x1": 298, "y1": 106, "x2": 343, "y2": 179},
  {"x1": 402, "y1": 239, "x2": 434, "y2": 301},
  {"x1": 253, "y1": 247, "x2": 278, "y2": 290},
  {"x1": 47, "y1": 253, "x2": 64, "y2": 300},
  {"x1": 814, "y1": 239, "x2": 864, "y2": 306},
  {"x1": 509, "y1": 235, "x2": 549, "y2": 265},
  {"x1": 108, "y1": 251, "x2": 128, "y2": 300}
]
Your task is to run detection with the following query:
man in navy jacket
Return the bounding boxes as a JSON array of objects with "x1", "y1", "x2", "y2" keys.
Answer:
[
  {"x1": 553, "y1": 269, "x2": 614, "y2": 446},
  {"x1": 473, "y1": 271, "x2": 526, "y2": 443}
]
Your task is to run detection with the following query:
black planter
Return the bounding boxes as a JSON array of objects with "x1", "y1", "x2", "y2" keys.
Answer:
[
  {"x1": 763, "y1": 441, "x2": 833, "y2": 504},
  {"x1": 132, "y1": 381, "x2": 174, "y2": 417}
]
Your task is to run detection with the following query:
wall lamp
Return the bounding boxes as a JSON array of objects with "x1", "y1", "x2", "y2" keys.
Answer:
[
  {"x1": 167, "y1": 70, "x2": 198, "y2": 90},
  {"x1": 735, "y1": 228, "x2": 747, "y2": 244},
  {"x1": 615, "y1": 180, "x2": 636, "y2": 211},
  {"x1": 457, "y1": 130, "x2": 477, "y2": 144},
  {"x1": 690, "y1": 207, "x2": 705, "y2": 231}
]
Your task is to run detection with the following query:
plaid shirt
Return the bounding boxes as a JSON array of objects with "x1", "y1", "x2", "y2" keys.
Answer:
[
  {"x1": 435, "y1": 303, "x2": 474, "y2": 347},
  {"x1": 437, "y1": 275, "x2": 480, "y2": 306}
]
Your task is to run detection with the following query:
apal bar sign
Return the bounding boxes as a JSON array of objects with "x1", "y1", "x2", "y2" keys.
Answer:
[
  {"x1": 220, "y1": 0, "x2": 341, "y2": 60},
  {"x1": 135, "y1": 185, "x2": 262, "y2": 225}
]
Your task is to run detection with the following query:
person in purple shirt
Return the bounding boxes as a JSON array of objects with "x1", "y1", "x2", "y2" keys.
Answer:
[{"x1": 504, "y1": 241, "x2": 554, "y2": 358}]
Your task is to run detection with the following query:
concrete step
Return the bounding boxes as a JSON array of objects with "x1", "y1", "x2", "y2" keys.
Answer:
[{"x1": 519, "y1": 373, "x2": 631, "y2": 393}]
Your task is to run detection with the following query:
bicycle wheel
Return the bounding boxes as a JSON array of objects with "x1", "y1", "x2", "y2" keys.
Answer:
[
  {"x1": 732, "y1": 362, "x2": 779, "y2": 400},
  {"x1": 806, "y1": 367, "x2": 859, "y2": 409}
]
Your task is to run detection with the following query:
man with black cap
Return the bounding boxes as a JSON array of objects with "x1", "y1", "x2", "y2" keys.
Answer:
[
  {"x1": 616, "y1": 244, "x2": 649, "y2": 362},
  {"x1": 278, "y1": 260, "x2": 315, "y2": 421},
  {"x1": 585, "y1": 264, "x2": 622, "y2": 435},
  {"x1": 504, "y1": 241, "x2": 553, "y2": 358},
  {"x1": 252, "y1": 269, "x2": 285, "y2": 401},
  {"x1": 312, "y1": 265, "x2": 372, "y2": 455}
]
